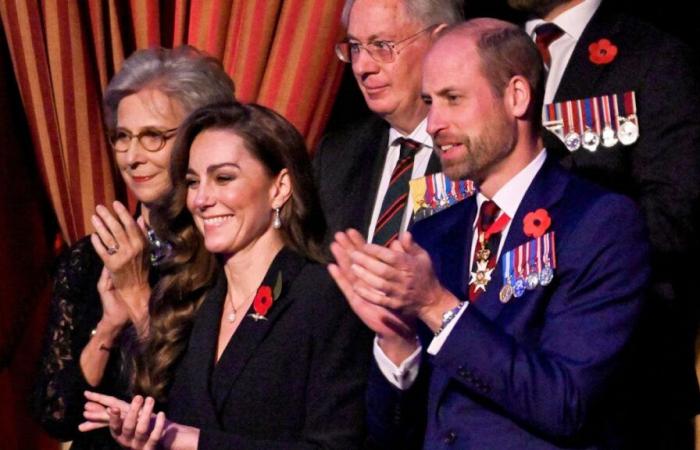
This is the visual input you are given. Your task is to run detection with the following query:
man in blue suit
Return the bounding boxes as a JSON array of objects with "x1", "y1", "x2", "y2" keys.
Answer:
[{"x1": 329, "y1": 18, "x2": 650, "y2": 449}]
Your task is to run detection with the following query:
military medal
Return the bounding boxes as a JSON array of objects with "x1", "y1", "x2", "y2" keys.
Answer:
[
  {"x1": 469, "y1": 208, "x2": 510, "y2": 296},
  {"x1": 618, "y1": 118, "x2": 639, "y2": 145},
  {"x1": 617, "y1": 92, "x2": 639, "y2": 145},
  {"x1": 600, "y1": 95, "x2": 618, "y2": 147},
  {"x1": 513, "y1": 277, "x2": 526, "y2": 298},
  {"x1": 469, "y1": 259, "x2": 493, "y2": 293},
  {"x1": 540, "y1": 264, "x2": 554, "y2": 285},
  {"x1": 499, "y1": 282, "x2": 514, "y2": 303},
  {"x1": 563, "y1": 100, "x2": 582, "y2": 152},
  {"x1": 500, "y1": 222, "x2": 558, "y2": 300},
  {"x1": 499, "y1": 253, "x2": 515, "y2": 303},
  {"x1": 543, "y1": 102, "x2": 565, "y2": 142},
  {"x1": 539, "y1": 232, "x2": 556, "y2": 285},
  {"x1": 411, "y1": 174, "x2": 475, "y2": 222},
  {"x1": 581, "y1": 97, "x2": 600, "y2": 152}
]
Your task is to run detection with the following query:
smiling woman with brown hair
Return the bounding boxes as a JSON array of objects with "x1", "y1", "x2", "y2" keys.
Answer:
[{"x1": 81, "y1": 102, "x2": 371, "y2": 450}]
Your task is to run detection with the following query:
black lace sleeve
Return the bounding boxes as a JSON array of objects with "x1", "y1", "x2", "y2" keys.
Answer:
[{"x1": 32, "y1": 237, "x2": 129, "y2": 445}]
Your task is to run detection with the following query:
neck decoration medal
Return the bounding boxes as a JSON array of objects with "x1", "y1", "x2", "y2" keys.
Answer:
[{"x1": 469, "y1": 211, "x2": 510, "y2": 294}]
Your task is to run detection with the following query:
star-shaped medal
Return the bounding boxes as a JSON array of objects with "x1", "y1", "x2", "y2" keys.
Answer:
[{"x1": 469, "y1": 260, "x2": 493, "y2": 292}]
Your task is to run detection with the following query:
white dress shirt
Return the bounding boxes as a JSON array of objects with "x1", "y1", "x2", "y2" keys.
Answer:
[
  {"x1": 525, "y1": 0, "x2": 602, "y2": 104},
  {"x1": 366, "y1": 119, "x2": 434, "y2": 243},
  {"x1": 375, "y1": 150, "x2": 548, "y2": 389}
]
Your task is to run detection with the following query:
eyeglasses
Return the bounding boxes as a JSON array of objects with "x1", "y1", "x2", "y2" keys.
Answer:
[
  {"x1": 335, "y1": 26, "x2": 435, "y2": 64},
  {"x1": 109, "y1": 127, "x2": 178, "y2": 152}
]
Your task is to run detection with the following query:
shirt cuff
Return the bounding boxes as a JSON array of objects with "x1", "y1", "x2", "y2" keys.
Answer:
[
  {"x1": 373, "y1": 336, "x2": 422, "y2": 390},
  {"x1": 427, "y1": 302, "x2": 469, "y2": 355}
]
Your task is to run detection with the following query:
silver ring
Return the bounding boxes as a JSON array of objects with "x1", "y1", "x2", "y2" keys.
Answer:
[{"x1": 106, "y1": 244, "x2": 119, "y2": 255}]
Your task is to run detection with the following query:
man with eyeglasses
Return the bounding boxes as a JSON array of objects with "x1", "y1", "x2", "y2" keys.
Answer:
[{"x1": 313, "y1": 0, "x2": 463, "y2": 246}]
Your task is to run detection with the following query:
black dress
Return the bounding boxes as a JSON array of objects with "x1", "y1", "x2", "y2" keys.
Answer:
[{"x1": 33, "y1": 235, "x2": 160, "y2": 449}]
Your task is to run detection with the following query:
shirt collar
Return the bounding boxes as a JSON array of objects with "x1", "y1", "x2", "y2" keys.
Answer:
[
  {"x1": 388, "y1": 118, "x2": 433, "y2": 149},
  {"x1": 475, "y1": 149, "x2": 547, "y2": 225},
  {"x1": 525, "y1": 0, "x2": 601, "y2": 41}
]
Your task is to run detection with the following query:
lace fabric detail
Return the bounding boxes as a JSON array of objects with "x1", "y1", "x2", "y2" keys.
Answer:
[
  {"x1": 34, "y1": 238, "x2": 126, "y2": 446},
  {"x1": 35, "y1": 228, "x2": 164, "y2": 446}
]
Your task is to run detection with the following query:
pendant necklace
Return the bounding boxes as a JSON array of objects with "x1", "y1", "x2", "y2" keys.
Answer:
[{"x1": 227, "y1": 290, "x2": 256, "y2": 323}]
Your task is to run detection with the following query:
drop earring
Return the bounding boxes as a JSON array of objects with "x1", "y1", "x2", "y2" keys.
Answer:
[{"x1": 273, "y1": 207, "x2": 282, "y2": 229}]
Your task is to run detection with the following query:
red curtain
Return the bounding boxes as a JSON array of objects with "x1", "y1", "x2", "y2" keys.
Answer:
[
  {"x1": 0, "y1": 2, "x2": 346, "y2": 449},
  {"x1": 0, "y1": 0, "x2": 346, "y2": 244}
]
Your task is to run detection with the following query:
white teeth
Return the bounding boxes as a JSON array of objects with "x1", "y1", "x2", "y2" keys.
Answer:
[
  {"x1": 203, "y1": 215, "x2": 232, "y2": 225},
  {"x1": 440, "y1": 144, "x2": 455, "y2": 152}
]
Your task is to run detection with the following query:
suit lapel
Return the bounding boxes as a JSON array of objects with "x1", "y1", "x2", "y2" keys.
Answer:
[
  {"x1": 178, "y1": 269, "x2": 225, "y2": 427},
  {"x1": 209, "y1": 248, "x2": 305, "y2": 413},
  {"x1": 425, "y1": 151, "x2": 441, "y2": 176},
  {"x1": 472, "y1": 158, "x2": 569, "y2": 321}
]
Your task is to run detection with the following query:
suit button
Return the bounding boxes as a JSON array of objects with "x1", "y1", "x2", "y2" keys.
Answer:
[
  {"x1": 458, "y1": 367, "x2": 473, "y2": 381},
  {"x1": 443, "y1": 431, "x2": 457, "y2": 444}
]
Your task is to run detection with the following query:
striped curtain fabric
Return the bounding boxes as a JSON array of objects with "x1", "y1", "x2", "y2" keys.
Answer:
[{"x1": 0, "y1": 0, "x2": 346, "y2": 244}]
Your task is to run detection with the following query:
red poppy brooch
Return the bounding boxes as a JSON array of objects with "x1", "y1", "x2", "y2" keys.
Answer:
[
  {"x1": 248, "y1": 271, "x2": 283, "y2": 321},
  {"x1": 588, "y1": 38, "x2": 617, "y2": 65},
  {"x1": 523, "y1": 208, "x2": 552, "y2": 238}
]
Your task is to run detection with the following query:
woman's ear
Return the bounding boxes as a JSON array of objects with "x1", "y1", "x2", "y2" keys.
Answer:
[{"x1": 270, "y1": 168, "x2": 292, "y2": 209}]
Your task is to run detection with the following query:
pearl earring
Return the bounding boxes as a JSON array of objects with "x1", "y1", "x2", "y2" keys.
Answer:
[{"x1": 273, "y1": 207, "x2": 282, "y2": 229}]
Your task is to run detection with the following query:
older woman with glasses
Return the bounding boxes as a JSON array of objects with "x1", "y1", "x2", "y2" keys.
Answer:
[{"x1": 33, "y1": 46, "x2": 235, "y2": 450}]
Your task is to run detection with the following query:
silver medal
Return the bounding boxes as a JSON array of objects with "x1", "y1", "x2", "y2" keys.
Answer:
[
  {"x1": 582, "y1": 128, "x2": 600, "y2": 152},
  {"x1": 601, "y1": 126, "x2": 618, "y2": 148},
  {"x1": 617, "y1": 118, "x2": 639, "y2": 145},
  {"x1": 564, "y1": 131, "x2": 581, "y2": 152},
  {"x1": 526, "y1": 271, "x2": 539, "y2": 290},
  {"x1": 539, "y1": 265, "x2": 554, "y2": 286}
]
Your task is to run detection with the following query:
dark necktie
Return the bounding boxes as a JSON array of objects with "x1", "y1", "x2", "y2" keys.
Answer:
[
  {"x1": 372, "y1": 137, "x2": 421, "y2": 246},
  {"x1": 468, "y1": 200, "x2": 505, "y2": 301},
  {"x1": 534, "y1": 23, "x2": 564, "y2": 70}
]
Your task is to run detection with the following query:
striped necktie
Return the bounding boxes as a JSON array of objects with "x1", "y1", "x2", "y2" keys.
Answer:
[{"x1": 372, "y1": 137, "x2": 421, "y2": 246}]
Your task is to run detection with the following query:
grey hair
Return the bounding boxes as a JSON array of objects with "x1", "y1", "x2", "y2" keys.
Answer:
[
  {"x1": 103, "y1": 45, "x2": 235, "y2": 130},
  {"x1": 341, "y1": 0, "x2": 464, "y2": 29}
]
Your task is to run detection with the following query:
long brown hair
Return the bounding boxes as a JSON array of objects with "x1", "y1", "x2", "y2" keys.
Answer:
[{"x1": 133, "y1": 102, "x2": 326, "y2": 400}]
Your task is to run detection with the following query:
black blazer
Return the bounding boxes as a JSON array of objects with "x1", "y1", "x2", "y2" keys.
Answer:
[
  {"x1": 546, "y1": 2, "x2": 700, "y2": 278},
  {"x1": 166, "y1": 248, "x2": 372, "y2": 450},
  {"x1": 313, "y1": 114, "x2": 441, "y2": 242},
  {"x1": 542, "y1": 2, "x2": 700, "y2": 445}
]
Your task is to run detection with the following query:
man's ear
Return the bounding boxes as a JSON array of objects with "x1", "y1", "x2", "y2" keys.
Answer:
[
  {"x1": 431, "y1": 23, "x2": 449, "y2": 40},
  {"x1": 504, "y1": 75, "x2": 532, "y2": 119},
  {"x1": 270, "y1": 168, "x2": 292, "y2": 209}
]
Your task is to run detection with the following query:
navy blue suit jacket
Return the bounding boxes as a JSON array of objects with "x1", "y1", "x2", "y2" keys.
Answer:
[{"x1": 367, "y1": 156, "x2": 650, "y2": 449}]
